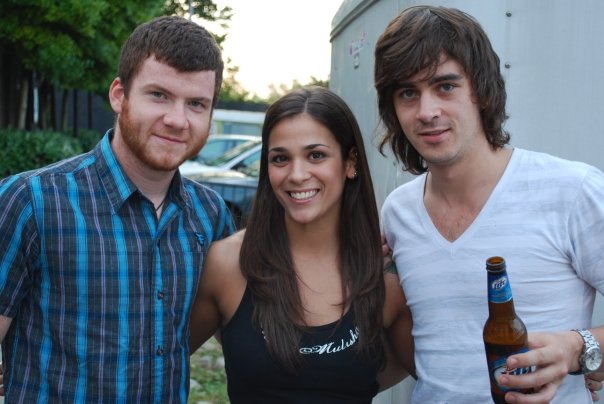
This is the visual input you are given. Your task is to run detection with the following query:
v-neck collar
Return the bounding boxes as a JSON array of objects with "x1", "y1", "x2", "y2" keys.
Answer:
[{"x1": 417, "y1": 148, "x2": 523, "y2": 253}]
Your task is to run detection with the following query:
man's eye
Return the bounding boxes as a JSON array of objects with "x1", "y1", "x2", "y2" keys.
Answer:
[
  {"x1": 189, "y1": 100, "x2": 207, "y2": 109},
  {"x1": 397, "y1": 89, "x2": 416, "y2": 99},
  {"x1": 440, "y1": 83, "x2": 455, "y2": 92}
]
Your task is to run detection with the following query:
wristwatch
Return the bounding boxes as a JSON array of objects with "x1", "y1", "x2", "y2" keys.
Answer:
[{"x1": 569, "y1": 329, "x2": 602, "y2": 375}]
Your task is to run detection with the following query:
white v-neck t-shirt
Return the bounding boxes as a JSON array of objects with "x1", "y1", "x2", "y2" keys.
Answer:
[{"x1": 382, "y1": 148, "x2": 604, "y2": 403}]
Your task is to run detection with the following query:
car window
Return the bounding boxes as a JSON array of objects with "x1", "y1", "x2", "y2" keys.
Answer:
[
  {"x1": 205, "y1": 140, "x2": 261, "y2": 167},
  {"x1": 194, "y1": 139, "x2": 233, "y2": 163},
  {"x1": 193, "y1": 138, "x2": 256, "y2": 164},
  {"x1": 233, "y1": 150, "x2": 261, "y2": 177}
]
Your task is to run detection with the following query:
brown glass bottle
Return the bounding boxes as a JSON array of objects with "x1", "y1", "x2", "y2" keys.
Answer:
[{"x1": 483, "y1": 256, "x2": 533, "y2": 403}]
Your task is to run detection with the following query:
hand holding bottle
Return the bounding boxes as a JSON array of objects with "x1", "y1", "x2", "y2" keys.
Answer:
[{"x1": 498, "y1": 331, "x2": 593, "y2": 403}]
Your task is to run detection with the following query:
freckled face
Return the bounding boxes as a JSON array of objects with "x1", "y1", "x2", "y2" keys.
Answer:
[
  {"x1": 109, "y1": 56, "x2": 215, "y2": 172},
  {"x1": 267, "y1": 114, "x2": 356, "y2": 227}
]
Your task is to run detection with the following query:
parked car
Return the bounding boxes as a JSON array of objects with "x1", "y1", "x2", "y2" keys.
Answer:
[
  {"x1": 186, "y1": 150, "x2": 260, "y2": 229},
  {"x1": 192, "y1": 134, "x2": 259, "y2": 165},
  {"x1": 180, "y1": 137, "x2": 262, "y2": 177}
]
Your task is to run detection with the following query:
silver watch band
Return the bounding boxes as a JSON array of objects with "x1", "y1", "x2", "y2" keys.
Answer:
[{"x1": 569, "y1": 329, "x2": 600, "y2": 375}]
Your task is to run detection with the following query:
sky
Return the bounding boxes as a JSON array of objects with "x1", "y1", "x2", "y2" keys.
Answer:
[{"x1": 203, "y1": 0, "x2": 344, "y2": 98}]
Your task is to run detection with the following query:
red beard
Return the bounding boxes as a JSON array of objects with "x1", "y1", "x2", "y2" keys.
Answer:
[{"x1": 117, "y1": 99, "x2": 204, "y2": 172}]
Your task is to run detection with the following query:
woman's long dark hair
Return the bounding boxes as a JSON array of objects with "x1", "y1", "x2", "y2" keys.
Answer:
[{"x1": 240, "y1": 87, "x2": 385, "y2": 372}]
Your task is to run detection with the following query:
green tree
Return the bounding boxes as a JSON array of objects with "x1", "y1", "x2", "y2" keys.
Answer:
[
  {"x1": 218, "y1": 60, "x2": 267, "y2": 105},
  {"x1": 165, "y1": 0, "x2": 232, "y2": 44},
  {"x1": 0, "y1": 0, "x2": 232, "y2": 131},
  {"x1": 265, "y1": 76, "x2": 330, "y2": 103},
  {"x1": 0, "y1": 0, "x2": 162, "y2": 129},
  {"x1": 219, "y1": 61, "x2": 253, "y2": 103}
]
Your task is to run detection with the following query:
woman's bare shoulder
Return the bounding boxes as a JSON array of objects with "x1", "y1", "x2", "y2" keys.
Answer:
[
  {"x1": 204, "y1": 230, "x2": 246, "y2": 283},
  {"x1": 203, "y1": 230, "x2": 247, "y2": 322},
  {"x1": 208, "y1": 230, "x2": 244, "y2": 262}
]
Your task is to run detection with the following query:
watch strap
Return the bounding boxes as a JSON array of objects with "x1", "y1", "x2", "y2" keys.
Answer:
[{"x1": 569, "y1": 328, "x2": 600, "y2": 375}]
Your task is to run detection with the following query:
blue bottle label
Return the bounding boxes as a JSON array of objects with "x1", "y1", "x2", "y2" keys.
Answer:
[
  {"x1": 489, "y1": 347, "x2": 533, "y2": 391},
  {"x1": 488, "y1": 273, "x2": 512, "y2": 303}
]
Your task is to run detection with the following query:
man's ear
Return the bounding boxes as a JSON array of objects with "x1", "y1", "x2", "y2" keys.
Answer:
[{"x1": 108, "y1": 78, "x2": 125, "y2": 114}]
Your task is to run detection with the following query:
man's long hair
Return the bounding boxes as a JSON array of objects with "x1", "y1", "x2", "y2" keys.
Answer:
[{"x1": 375, "y1": 6, "x2": 510, "y2": 174}]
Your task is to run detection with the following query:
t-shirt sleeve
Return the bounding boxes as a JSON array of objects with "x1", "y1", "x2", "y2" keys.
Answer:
[{"x1": 568, "y1": 165, "x2": 604, "y2": 293}]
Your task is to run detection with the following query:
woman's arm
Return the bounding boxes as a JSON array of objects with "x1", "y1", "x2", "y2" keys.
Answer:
[
  {"x1": 189, "y1": 242, "x2": 227, "y2": 354},
  {"x1": 189, "y1": 231, "x2": 247, "y2": 354},
  {"x1": 378, "y1": 272, "x2": 415, "y2": 391}
]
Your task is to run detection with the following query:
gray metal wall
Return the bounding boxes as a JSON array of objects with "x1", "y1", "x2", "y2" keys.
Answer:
[{"x1": 329, "y1": 1, "x2": 604, "y2": 402}]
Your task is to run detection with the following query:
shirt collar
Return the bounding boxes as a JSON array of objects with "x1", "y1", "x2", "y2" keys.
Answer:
[{"x1": 93, "y1": 129, "x2": 191, "y2": 213}]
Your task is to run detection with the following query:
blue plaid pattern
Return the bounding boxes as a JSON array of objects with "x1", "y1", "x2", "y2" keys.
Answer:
[{"x1": 0, "y1": 131, "x2": 234, "y2": 403}]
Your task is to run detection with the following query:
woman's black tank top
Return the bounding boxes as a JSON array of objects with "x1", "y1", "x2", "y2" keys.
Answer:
[{"x1": 221, "y1": 287, "x2": 380, "y2": 403}]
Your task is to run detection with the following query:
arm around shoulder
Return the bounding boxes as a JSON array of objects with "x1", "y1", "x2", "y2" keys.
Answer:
[{"x1": 189, "y1": 231, "x2": 246, "y2": 353}]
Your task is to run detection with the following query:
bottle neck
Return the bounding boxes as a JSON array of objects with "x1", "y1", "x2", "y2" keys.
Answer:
[{"x1": 487, "y1": 269, "x2": 517, "y2": 318}]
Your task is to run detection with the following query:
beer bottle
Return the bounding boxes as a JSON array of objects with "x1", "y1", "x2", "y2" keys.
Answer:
[{"x1": 483, "y1": 256, "x2": 532, "y2": 403}]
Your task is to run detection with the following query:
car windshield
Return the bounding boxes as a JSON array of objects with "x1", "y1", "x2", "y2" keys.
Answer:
[
  {"x1": 204, "y1": 139, "x2": 261, "y2": 167},
  {"x1": 234, "y1": 150, "x2": 261, "y2": 178}
]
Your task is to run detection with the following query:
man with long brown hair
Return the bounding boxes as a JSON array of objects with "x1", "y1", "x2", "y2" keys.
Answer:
[{"x1": 376, "y1": 5, "x2": 604, "y2": 403}]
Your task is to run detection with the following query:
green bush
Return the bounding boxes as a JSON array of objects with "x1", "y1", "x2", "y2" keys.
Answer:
[
  {"x1": 0, "y1": 128, "x2": 102, "y2": 178},
  {"x1": 77, "y1": 128, "x2": 104, "y2": 152}
]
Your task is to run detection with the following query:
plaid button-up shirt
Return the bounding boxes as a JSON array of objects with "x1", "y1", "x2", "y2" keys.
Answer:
[{"x1": 0, "y1": 131, "x2": 234, "y2": 403}]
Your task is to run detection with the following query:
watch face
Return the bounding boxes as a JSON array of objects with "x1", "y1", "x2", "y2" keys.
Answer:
[{"x1": 585, "y1": 347, "x2": 603, "y2": 371}]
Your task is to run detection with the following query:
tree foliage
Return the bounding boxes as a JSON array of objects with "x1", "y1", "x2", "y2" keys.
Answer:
[
  {"x1": 0, "y1": 0, "x2": 232, "y2": 130},
  {"x1": 0, "y1": 0, "x2": 164, "y2": 92},
  {"x1": 0, "y1": 0, "x2": 328, "y2": 132},
  {"x1": 219, "y1": 59, "x2": 270, "y2": 105},
  {"x1": 265, "y1": 76, "x2": 330, "y2": 103},
  {"x1": 165, "y1": 0, "x2": 233, "y2": 44}
]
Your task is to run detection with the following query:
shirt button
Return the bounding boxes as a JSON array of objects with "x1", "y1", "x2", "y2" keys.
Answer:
[
  {"x1": 157, "y1": 290, "x2": 165, "y2": 300},
  {"x1": 156, "y1": 346, "x2": 164, "y2": 356}
]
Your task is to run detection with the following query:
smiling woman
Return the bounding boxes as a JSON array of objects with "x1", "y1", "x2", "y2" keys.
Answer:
[
  {"x1": 188, "y1": 87, "x2": 412, "y2": 403},
  {"x1": 266, "y1": 113, "x2": 354, "y2": 227}
]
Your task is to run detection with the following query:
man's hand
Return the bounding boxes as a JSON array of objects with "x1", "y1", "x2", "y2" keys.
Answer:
[
  {"x1": 496, "y1": 331, "x2": 583, "y2": 403},
  {"x1": 586, "y1": 372, "x2": 604, "y2": 402}
]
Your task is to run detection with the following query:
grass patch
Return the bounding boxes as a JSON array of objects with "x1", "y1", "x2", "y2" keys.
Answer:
[{"x1": 189, "y1": 338, "x2": 229, "y2": 404}]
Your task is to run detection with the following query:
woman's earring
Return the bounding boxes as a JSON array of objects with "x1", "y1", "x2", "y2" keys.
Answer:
[{"x1": 353, "y1": 170, "x2": 358, "y2": 179}]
